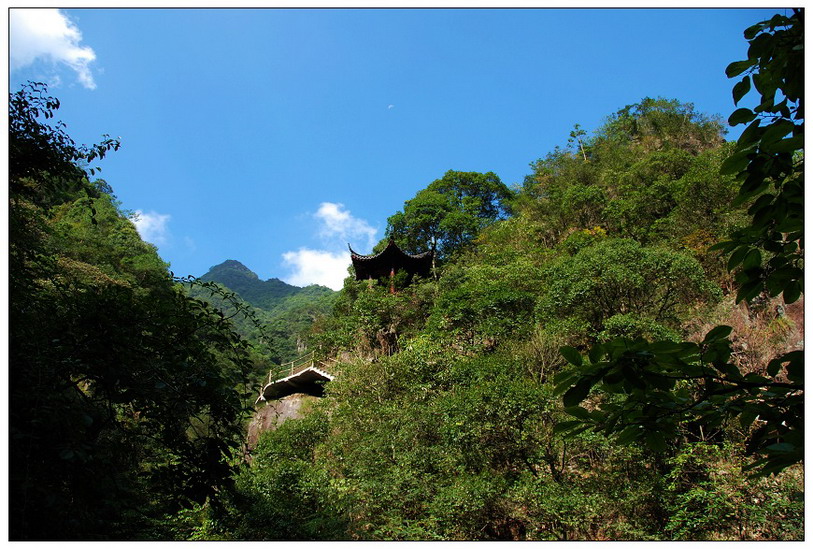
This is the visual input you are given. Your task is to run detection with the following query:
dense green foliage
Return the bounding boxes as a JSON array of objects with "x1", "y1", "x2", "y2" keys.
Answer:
[
  {"x1": 553, "y1": 9, "x2": 804, "y2": 477},
  {"x1": 221, "y1": 14, "x2": 803, "y2": 538},
  {"x1": 9, "y1": 11, "x2": 803, "y2": 542},
  {"x1": 9, "y1": 83, "x2": 255, "y2": 540}
]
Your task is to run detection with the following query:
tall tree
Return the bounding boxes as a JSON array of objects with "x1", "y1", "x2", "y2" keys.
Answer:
[{"x1": 386, "y1": 170, "x2": 512, "y2": 263}]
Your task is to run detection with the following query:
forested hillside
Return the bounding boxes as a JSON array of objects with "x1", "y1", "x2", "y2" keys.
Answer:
[
  {"x1": 9, "y1": 83, "x2": 257, "y2": 540},
  {"x1": 8, "y1": 10, "x2": 802, "y2": 542},
  {"x1": 188, "y1": 259, "x2": 336, "y2": 366},
  {"x1": 197, "y1": 259, "x2": 334, "y2": 314},
  {"x1": 231, "y1": 96, "x2": 802, "y2": 539},
  {"x1": 221, "y1": 12, "x2": 803, "y2": 541}
]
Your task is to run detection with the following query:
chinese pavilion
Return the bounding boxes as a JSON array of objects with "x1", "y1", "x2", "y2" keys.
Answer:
[{"x1": 349, "y1": 240, "x2": 433, "y2": 291}]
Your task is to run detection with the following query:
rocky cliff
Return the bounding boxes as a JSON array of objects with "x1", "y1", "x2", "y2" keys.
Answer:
[{"x1": 246, "y1": 393, "x2": 320, "y2": 449}]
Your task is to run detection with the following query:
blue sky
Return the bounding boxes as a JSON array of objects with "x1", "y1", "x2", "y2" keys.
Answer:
[{"x1": 9, "y1": 7, "x2": 786, "y2": 290}]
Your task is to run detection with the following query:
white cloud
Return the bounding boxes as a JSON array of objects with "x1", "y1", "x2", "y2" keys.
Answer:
[
  {"x1": 282, "y1": 248, "x2": 350, "y2": 291},
  {"x1": 10, "y1": 9, "x2": 97, "y2": 89},
  {"x1": 315, "y1": 202, "x2": 377, "y2": 249},
  {"x1": 131, "y1": 210, "x2": 171, "y2": 246},
  {"x1": 281, "y1": 203, "x2": 377, "y2": 289},
  {"x1": 388, "y1": 104, "x2": 395, "y2": 109}
]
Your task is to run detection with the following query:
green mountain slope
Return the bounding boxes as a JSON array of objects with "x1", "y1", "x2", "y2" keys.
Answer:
[
  {"x1": 189, "y1": 260, "x2": 337, "y2": 365},
  {"x1": 199, "y1": 259, "x2": 334, "y2": 312}
]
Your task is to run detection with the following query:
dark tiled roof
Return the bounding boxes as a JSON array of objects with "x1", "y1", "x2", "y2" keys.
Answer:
[{"x1": 349, "y1": 240, "x2": 433, "y2": 280}]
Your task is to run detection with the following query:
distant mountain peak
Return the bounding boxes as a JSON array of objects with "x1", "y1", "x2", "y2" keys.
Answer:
[
  {"x1": 218, "y1": 259, "x2": 248, "y2": 268},
  {"x1": 208, "y1": 259, "x2": 258, "y2": 279},
  {"x1": 199, "y1": 259, "x2": 335, "y2": 311}
]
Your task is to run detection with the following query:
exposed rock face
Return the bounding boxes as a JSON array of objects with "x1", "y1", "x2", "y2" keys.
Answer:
[{"x1": 246, "y1": 393, "x2": 318, "y2": 449}]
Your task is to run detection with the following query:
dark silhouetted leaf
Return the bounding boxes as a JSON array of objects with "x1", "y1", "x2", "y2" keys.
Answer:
[
  {"x1": 726, "y1": 59, "x2": 755, "y2": 78},
  {"x1": 703, "y1": 325, "x2": 733, "y2": 344},
  {"x1": 563, "y1": 378, "x2": 593, "y2": 407},
  {"x1": 560, "y1": 346, "x2": 583, "y2": 366},
  {"x1": 720, "y1": 150, "x2": 751, "y2": 174},
  {"x1": 782, "y1": 280, "x2": 801, "y2": 304},
  {"x1": 733, "y1": 75, "x2": 751, "y2": 104},
  {"x1": 728, "y1": 108, "x2": 757, "y2": 125}
]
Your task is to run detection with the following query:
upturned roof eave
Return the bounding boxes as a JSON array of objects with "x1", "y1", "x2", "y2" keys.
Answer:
[{"x1": 348, "y1": 239, "x2": 432, "y2": 262}]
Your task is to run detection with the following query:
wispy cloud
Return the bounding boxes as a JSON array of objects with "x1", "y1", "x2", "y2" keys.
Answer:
[
  {"x1": 183, "y1": 236, "x2": 197, "y2": 253},
  {"x1": 131, "y1": 210, "x2": 171, "y2": 246},
  {"x1": 282, "y1": 202, "x2": 378, "y2": 290},
  {"x1": 315, "y1": 202, "x2": 377, "y2": 249},
  {"x1": 10, "y1": 9, "x2": 97, "y2": 89}
]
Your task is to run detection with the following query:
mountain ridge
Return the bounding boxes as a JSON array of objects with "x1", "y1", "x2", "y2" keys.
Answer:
[
  {"x1": 199, "y1": 259, "x2": 334, "y2": 311},
  {"x1": 191, "y1": 259, "x2": 337, "y2": 364}
]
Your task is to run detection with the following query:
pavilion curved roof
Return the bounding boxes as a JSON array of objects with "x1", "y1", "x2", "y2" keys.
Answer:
[{"x1": 349, "y1": 240, "x2": 433, "y2": 281}]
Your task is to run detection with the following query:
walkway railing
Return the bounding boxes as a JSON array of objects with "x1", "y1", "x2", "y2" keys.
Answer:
[
  {"x1": 258, "y1": 351, "x2": 345, "y2": 403},
  {"x1": 267, "y1": 351, "x2": 315, "y2": 384},
  {"x1": 265, "y1": 351, "x2": 344, "y2": 384}
]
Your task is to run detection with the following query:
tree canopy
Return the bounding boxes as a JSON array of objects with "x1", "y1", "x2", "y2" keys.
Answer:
[{"x1": 386, "y1": 170, "x2": 513, "y2": 263}]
